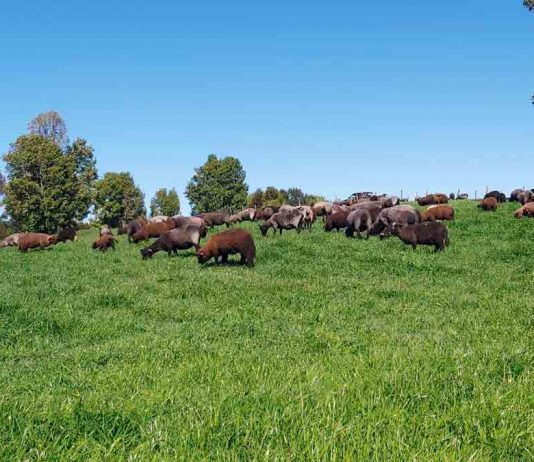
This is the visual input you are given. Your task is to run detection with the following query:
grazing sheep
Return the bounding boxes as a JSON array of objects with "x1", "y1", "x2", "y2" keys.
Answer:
[
  {"x1": 369, "y1": 205, "x2": 421, "y2": 237},
  {"x1": 237, "y1": 208, "x2": 256, "y2": 221},
  {"x1": 171, "y1": 216, "x2": 207, "y2": 237},
  {"x1": 197, "y1": 228, "x2": 256, "y2": 267},
  {"x1": 513, "y1": 202, "x2": 534, "y2": 218},
  {"x1": 484, "y1": 191, "x2": 506, "y2": 203},
  {"x1": 132, "y1": 221, "x2": 175, "y2": 243},
  {"x1": 140, "y1": 225, "x2": 201, "y2": 259},
  {"x1": 260, "y1": 210, "x2": 303, "y2": 236},
  {"x1": 416, "y1": 194, "x2": 438, "y2": 206},
  {"x1": 18, "y1": 233, "x2": 57, "y2": 252},
  {"x1": 311, "y1": 201, "x2": 333, "y2": 220},
  {"x1": 56, "y1": 227, "x2": 77, "y2": 243},
  {"x1": 100, "y1": 225, "x2": 113, "y2": 236},
  {"x1": 434, "y1": 193, "x2": 449, "y2": 204},
  {"x1": 261, "y1": 207, "x2": 275, "y2": 221},
  {"x1": 518, "y1": 190, "x2": 533, "y2": 205},
  {"x1": 345, "y1": 209, "x2": 372, "y2": 239},
  {"x1": 421, "y1": 205, "x2": 455, "y2": 222},
  {"x1": 148, "y1": 215, "x2": 170, "y2": 223},
  {"x1": 92, "y1": 234, "x2": 116, "y2": 251},
  {"x1": 0, "y1": 233, "x2": 22, "y2": 248},
  {"x1": 324, "y1": 211, "x2": 349, "y2": 232},
  {"x1": 127, "y1": 220, "x2": 144, "y2": 242},
  {"x1": 478, "y1": 197, "x2": 498, "y2": 211},
  {"x1": 349, "y1": 201, "x2": 384, "y2": 222},
  {"x1": 389, "y1": 221, "x2": 449, "y2": 252},
  {"x1": 295, "y1": 205, "x2": 315, "y2": 230},
  {"x1": 198, "y1": 212, "x2": 231, "y2": 228}
]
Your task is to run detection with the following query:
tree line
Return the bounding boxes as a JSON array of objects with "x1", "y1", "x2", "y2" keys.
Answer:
[{"x1": 0, "y1": 112, "x2": 323, "y2": 234}]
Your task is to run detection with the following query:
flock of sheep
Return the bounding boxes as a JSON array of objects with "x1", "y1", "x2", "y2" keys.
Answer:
[{"x1": 1, "y1": 188, "x2": 533, "y2": 266}]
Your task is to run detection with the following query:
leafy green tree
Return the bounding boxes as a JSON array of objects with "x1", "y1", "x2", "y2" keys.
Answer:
[
  {"x1": 150, "y1": 188, "x2": 180, "y2": 217},
  {"x1": 185, "y1": 154, "x2": 248, "y2": 214},
  {"x1": 28, "y1": 111, "x2": 68, "y2": 148},
  {"x1": 263, "y1": 186, "x2": 280, "y2": 203},
  {"x1": 3, "y1": 134, "x2": 96, "y2": 232},
  {"x1": 303, "y1": 194, "x2": 326, "y2": 205},
  {"x1": 95, "y1": 172, "x2": 146, "y2": 226},
  {"x1": 248, "y1": 188, "x2": 264, "y2": 208},
  {"x1": 287, "y1": 187, "x2": 305, "y2": 206},
  {"x1": 262, "y1": 186, "x2": 286, "y2": 207}
]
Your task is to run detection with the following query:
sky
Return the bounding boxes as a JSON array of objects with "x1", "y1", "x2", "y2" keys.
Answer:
[{"x1": 0, "y1": 0, "x2": 532, "y2": 214}]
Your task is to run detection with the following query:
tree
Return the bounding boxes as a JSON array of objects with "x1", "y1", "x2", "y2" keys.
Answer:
[
  {"x1": 263, "y1": 186, "x2": 286, "y2": 207},
  {"x1": 3, "y1": 134, "x2": 96, "y2": 232},
  {"x1": 95, "y1": 172, "x2": 146, "y2": 226},
  {"x1": 185, "y1": 154, "x2": 248, "y2": 214},
  {"x1": 303, "y1": 193, "x2": 326, "y2": 205},
  {"x1": 150, "y1": 188, "x2": 180, "y2": 217},
  {"x1": 28, "y1": 111, "x2": 68, "y2": 148},
  {"x1": 248, "y1": 188, "x2": 264, "y2": 208},
  {"x1": 0, "y1": 171, "x2": 5, "y2": 195},
  {"x1": 287, "y1": 187, "x2": 305, "y2": 206}
]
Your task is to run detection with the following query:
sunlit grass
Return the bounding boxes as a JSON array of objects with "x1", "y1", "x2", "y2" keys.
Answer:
[{"x1": 0, "y1": 201, "x2": 533, "y2": 461}]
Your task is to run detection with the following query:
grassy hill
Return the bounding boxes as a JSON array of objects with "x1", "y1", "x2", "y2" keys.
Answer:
[{"x1": 1, "y1": 201, "x2": 533, "y2": 461}]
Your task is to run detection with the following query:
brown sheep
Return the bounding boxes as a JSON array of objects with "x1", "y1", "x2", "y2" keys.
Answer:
[
  {"x1": 56, "y1": 226, "x2": 78, "y2": 243},
  {"x1": 514, "y1": 202, "x2": 534, "y2": 218},
  {"x1": 416, "y1": 194, "x2": 438, "y2": 206},
  {"x1": 127, "y1": 220, "x2": 144, "y2": 242},
  {"x1": 197, "y1": 228, "x2": 256, "y2": 267},
  {"x1": 389, "y1": 221, "x2": 449, "y2": 252},
  {"x1": 434, "y1": 193, "x2": 449, "y2": 204},
  {"x1": 132, "y1": 221, "x2": 175, "y2": 243},
  {"x1": 92, "y1": 234, "x2": 116, "y2": 251},
  {"x1": 478, "y1": 197, "x2": 498, "y2": 212},
  {"x1": 324, "y1": 211, "x2": 349, "y2": 232},
  {"x1": 261, "y1": 207, "x2": 275, "y2": 220},
  {"x1": 198, "y1": 212, "x2": 231, "y2": 228},
  {"x1": 18, "y1": 233, "x2": 57, "y2": 252},
  {"x1": 421, "y1": 205, "x2": 455, "y2": 222}
]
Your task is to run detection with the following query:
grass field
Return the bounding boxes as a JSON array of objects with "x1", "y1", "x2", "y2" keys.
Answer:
[{"x1": 1, "y1": 201, "x2": 533, "y2": 461}]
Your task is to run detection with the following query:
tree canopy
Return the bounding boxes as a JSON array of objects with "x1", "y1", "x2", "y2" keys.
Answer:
[
  {"x1": 248, "y1": 186, "x2": 325, "y2": 208},
  {"x1": 0, "y1": 171, "x2": 5, "y2": 195},
  {"x1": 28, "y1": 111, "x2": 68, "y2": 148},
  {"x1": 3, "y1": 134, "x2": 96, "y2": 232},
  {"x1": 150, "y1": 188, "x2": 180, "y2": 217},
  {"x1": 95, "y1": 172, "x2": 146, "y2": 227},
  {"x1": 186, "y1": 154, "x2": 248, "y2": 214}
]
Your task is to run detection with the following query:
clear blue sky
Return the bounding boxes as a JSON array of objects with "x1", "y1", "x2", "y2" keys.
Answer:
[{"x1": 0, "y1": 0, "x2": 532, "y2": 214}]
